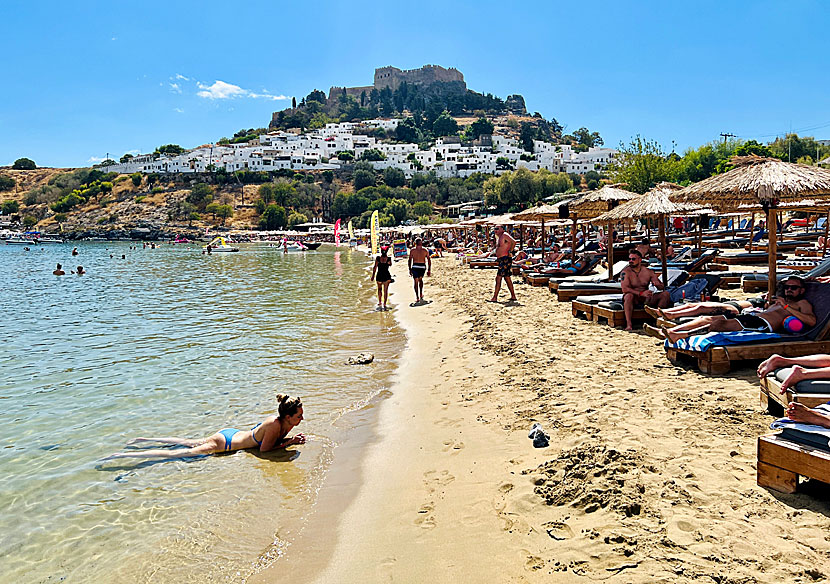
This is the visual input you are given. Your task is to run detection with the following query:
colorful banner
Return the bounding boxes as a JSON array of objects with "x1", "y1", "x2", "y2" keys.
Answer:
[
  {"x1": 333, "y1": 219, "x2": 341, "y2": 247},
  {"x1": 370, "y1": 210, "x2": 379, "y2": 256},
  {"x1": 347, "y1": 220, "x2": 355, "y2": 240},
  {"x1": 393, "y1": 239, "x2": 408, "y2": 258}
]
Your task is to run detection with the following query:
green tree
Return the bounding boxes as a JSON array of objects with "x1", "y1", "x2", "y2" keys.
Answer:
[
  {"x1": 259, "y1": 204, "x2": 287, "y2": 229},
  {"x1": 359, "y1": 149, "x2": 386, "y2": 162},
  {"x1": 13, "y1": 158, "x2": 36, "y2": 170},
  {"x1": 187, "y1": 183, "x2": 214, "y2": 209},
  {"x1": 337, "y1": 150, "x2": 355, "y2": 161},
  {"x1": 608, "y1": 136, "x2": 679, "y2": 194},
  {"x1": 432, "y1": 111, "x2": 459, "y2": 137},
  {"x1": 130, "y1": 172, "x2": 142, "y2": 187},
  {"x1": 215, "y1": 204, "x2": 233, "y2": 225},
  {"x1": 53, "y1": 212, "x2": 67, "y2": 224},
  {"x1": 572, "y1": 127, "x2": 603, "y2": 148},
  {"x1": 288, "y1": 211, "x2": 309, "y2": 226},
  {"x1": 412, "y1": 201, "x2": 433, "y2": 217},
  {"x1": 353, "y1": 169, "x2": 376, "y2": 190},
  {"x1": 0, "y1": 175, "x2": 15, "y2": 192},
  {"x1": 520, "y1": 123, "x2": 536, "y2": 152},
  {"x1": 23, "y1": 215, "x2": 37, "y2": 228},
  {"x1": 155, "y1": 144, "x2": 185, "y2": 156},
  {"x1": 395, "y1": 118, "x2": 419, "y2": 143},
  {"x1": 383, "y1": 167, "x2": 406, "y2": 188},
  {"x1": 205, "y1": 202, "x2": 220, "y2": 220},
  {"x1": 2, "y1": 200, "x2": 20, "y2": 214},
  {"x1": 466, "y1": 117, "x2": 494, "y2": 140},
  {"x1": 120, "y1": 153, "x2": 134, "y2": 163},
  {"x1": 322, "y1": 170, "x2": 334, "y2": 183}
]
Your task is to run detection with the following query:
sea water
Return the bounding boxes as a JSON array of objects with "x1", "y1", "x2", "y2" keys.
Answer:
[{"x1": 0, "y1": 241, "x2": 405, "y2": 582}]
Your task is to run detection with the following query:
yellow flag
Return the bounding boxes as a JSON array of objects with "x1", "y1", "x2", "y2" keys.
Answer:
[
  {"x1": 347, "y1": 220, "x2": 355, "y2": 240},
  {"x1": 370, "y1": 210, "x2": 379, "y2": 256}
]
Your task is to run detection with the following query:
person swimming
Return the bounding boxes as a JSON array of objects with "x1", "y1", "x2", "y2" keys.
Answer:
[{"x1": 105, "y1": 394, "x2": 305, "y2": 460}]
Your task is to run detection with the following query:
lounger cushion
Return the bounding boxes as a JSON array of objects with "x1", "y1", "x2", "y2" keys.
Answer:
[
  {"x1": 597, "y1": 301, "x2": 624, "y2": 310},
  {"x1": 574, "y1": 294, "x2": 622, "y2": 304},
  {"x1": 773, "y1": 367, "x2": 830, "y2": 394}
]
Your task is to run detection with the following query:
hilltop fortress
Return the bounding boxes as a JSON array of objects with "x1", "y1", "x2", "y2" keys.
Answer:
[{"x1": 326, "y1": 64, "x2": 466, "y2": 103}]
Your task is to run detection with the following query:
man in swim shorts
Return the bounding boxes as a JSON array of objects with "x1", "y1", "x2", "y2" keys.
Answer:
[
  {"x1": 621, "y1": 249, "x2": 671, "y2": 331},
  {"x1": 490, "y1": 225, "x2": 517, "y2": 303},
  {"x1": 662, "y1": 276, "x2": 815, "y2": 343},
  {"x1": 408, "y1": 238, "x2": 431, "y2": 303}
]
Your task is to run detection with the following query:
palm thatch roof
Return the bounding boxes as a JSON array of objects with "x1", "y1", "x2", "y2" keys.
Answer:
[
  {"x1": 568, "y1": 184, "x2": 638, "y2": 220},
  {"x1": 671, "y1": 156, "x2": 830, "y2": 211},
  {"x1": 592, "y1": 182, "x2": 690, "y2": 221},
  {"x1": 485, "y1": 213, "x2": 519, "y2": 225},
  {"x1": 511, "y1": 198, "x2": 575, "y2": 221}
]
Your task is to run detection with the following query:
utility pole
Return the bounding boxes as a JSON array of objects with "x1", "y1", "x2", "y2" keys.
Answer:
[{"x1": 719, "y1": 133, "x2": 736, "y2": 144}]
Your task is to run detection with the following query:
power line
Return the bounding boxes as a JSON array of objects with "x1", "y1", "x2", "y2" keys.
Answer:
[{"x1": 720, "y1": 132, "x2": 737, "y2": 143}]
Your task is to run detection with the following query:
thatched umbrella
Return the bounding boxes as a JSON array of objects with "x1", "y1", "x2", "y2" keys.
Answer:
[
  {"x1": 568, "y1": 184, "x2": 638, "y2": 279},
  {"x1": 672, "y1": 156, "x2": 830, "y2": 297},
  {"x1": 513, "y1": 198, "x2": 575, "y2": 260},
  {"x1": 593, "y1": 182, "x2": 687, "y2": 285}
]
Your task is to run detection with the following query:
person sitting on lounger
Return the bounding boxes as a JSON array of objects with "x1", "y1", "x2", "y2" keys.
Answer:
[
  {"x1": 645, "y1": 298, "x2": 765, "y2": 321},
  {"x1": 634, "y1": 238, "x2": 653, "y2": 259},
  {"x1": 758, "y1": 354, "x2": 830, "y2": 393},
  {"x1": 661, "y1": 276, "x2": 815, "y2": 343},
  {"x1": 621, "y1": 249, "x2": 672, "y2": 331}
]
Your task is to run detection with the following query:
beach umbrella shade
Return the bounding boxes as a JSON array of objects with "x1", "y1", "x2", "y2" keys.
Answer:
[
  {"x1": 672, "y1": 156, "x2": 830, "y2": 297},
  {"x1": 568, "y1": 184, "x2": 638, "y2": 279},
  {"x1": 593, "y1": 182, "x2": 688, "y2": 285},
  {"x1": 513, "y1": 198, "x2": 577, "y2": 260}
]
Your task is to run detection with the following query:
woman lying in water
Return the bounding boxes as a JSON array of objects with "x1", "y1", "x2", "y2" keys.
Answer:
[{"x1": 106, "y1": 394, "x2": 305, "y2": 459}]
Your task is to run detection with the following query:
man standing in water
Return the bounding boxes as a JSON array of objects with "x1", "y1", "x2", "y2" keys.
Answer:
[
  {"x1": 408, "y1": 238, "x2": 431, "y2": 304},
  {"x1": 490, "y1": 225, "x2": 517, "y2": 303}
]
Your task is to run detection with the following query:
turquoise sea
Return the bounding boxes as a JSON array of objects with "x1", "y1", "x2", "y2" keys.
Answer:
[{"x1": 0, "y1": 241, "x2": 405, "y2": 582}]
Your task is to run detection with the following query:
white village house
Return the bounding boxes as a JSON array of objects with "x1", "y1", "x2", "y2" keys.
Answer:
[{"x1": 106, "y1": 119, "x2": 617, "y2": 178}]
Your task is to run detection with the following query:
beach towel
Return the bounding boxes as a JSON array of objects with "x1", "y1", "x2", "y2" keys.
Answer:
[
  {"x1": 668, "y1": 279, "x2": 708, "y2": 304},
  {"x1": 770, "y1": 404, "x2": 830, "y2": 451},
  {"x1": 665, "y1": 330, "x2": 782, "y2": 352}
]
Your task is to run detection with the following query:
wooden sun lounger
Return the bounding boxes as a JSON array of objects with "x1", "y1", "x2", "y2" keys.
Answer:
[
  {"x1": 572, "y1": 299, "x2": 595, "y2": 320},
  {"x1": 718, "y1": 252, "x2": 785, "y2": 265},
  {"x1": 757, "y1": 433, "x2": 830, "y2": 493},
  {"x1": 759, "y1": 374, "x2": 830, "y2": 413},
  {"x1": 556, "y1": 284, "x2": 621, "y2": 302},
  {"x1": 592, "y1": 303, "x2": 650, "y2": 328},
  {"x1": 666, "y1": 282, "x2": 830, "y2": 374}
]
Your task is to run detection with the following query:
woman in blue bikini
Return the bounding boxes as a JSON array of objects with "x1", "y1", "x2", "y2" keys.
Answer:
[{"x1": 107, "y1": 394, "x2": 306, "y2": 459}]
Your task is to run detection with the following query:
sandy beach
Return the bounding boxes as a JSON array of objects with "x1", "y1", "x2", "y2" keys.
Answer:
[{"x1": 256, "y1": 256, "x2": 830, "y2": 583}]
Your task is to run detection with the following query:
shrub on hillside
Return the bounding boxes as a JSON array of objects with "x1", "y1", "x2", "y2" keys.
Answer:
[
  {"x1": 0, "y1": 175, "x2": 15, "y2": 192},
  {"x1": 13, "y1": 158, "x2": 36, "y2": 170}
]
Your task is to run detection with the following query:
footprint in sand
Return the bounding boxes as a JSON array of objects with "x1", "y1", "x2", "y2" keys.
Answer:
[
  {"x1": 423, "y1": 469, "x2": 455, "y2": 490},
  {"x1": 442, "y1": 440, "x2": 465, "y2": 453},
  {"x1": 415, "y1": 503, "x2": 436, "y2": 529},
  {"x1": 543, "y1": 520, "x2": 574, "y2": 541},
  {"x1": 434, "y1": 416, "x2": 463, "y2": 428}
]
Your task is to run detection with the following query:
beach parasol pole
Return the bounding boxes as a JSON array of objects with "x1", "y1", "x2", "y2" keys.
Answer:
[
  {"x1": 571, "y1": 218, "x2": 578, "y2": 260},
  {"x1": 658, "y1": 213, "x2": 668, "y2": 287},
  {"x1": 823, "y1": 210, "x2": 830, "y2": 257},
  {"x1": 540, "y1": 219, "x2": 545, "y2": 260},
  {"x1": 767, "y1": 204, "x2": 778, "y2": 300},
  {"x1": 748, "y1": 213, "x2": 755, "y2": 252},
  {"x1": 607, "y1": 220, "x2": 614, "y2": 281}
]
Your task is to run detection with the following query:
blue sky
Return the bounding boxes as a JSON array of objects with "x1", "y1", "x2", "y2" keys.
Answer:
[{"x1": 2, "y1": 0, "x2": 829, "y2": 167}]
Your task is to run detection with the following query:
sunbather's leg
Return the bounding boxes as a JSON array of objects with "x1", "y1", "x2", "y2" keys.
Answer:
[
  {"x1": 786, "y1": 402, "x2": 830, "y2": 428},
  {"x1": 623, "y1": 292, "x2": 637, "y2": 331},
  {"x1": 758, "y1": 354, "x2": 830, "y2": 378}
]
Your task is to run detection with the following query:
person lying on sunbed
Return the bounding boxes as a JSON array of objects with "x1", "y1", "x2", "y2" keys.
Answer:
[
  {"x1": 524, "y1": 245, "x2": 565, "y2": 270},
  {"x1": 538, "y1": 255, "x2": 588, "y2": 276},
  {"x1": 783, "y1": 401, "x2": 830, "y2": 428},
  {"x1": 660, "y1": 276, "x2": 815, "y2": 343},
  {"x1": 644, "y1": 298, "x2": 764, "y2": 321},
  {"x1": 758, "y1": 353, "x2": 830, "y2": 393}
]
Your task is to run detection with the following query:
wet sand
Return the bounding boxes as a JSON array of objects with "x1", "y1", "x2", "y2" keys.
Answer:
[{"x1": 283, "y1": 257, "x2": 830, "y2": 583}]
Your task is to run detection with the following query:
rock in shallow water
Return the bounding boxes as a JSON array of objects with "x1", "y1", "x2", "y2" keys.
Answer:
[{"x1": 347, "y1": 353, "x2": 374, "y2": 365}]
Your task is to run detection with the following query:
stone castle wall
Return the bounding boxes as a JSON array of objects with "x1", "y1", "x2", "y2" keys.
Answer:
[
  {"x1": 373, "y1": 65, "x2": 465, "y2": 91},
  {"x1": 327, "y1": 85, "x2": 374, "y2": 103}
]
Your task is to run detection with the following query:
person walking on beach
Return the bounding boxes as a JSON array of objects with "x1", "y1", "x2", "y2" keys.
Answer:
[
  {"x1": 621, "y1": 249, "x2": 671, "y2": 331},
  {"x1": 53, "y1": 263, "x2": 65, "y2": 276},
  {"x1": 371, "y1": 245, "x2": 394, "y2": 310},
  {"x1": 408, "y1": 238, "x2": 431, "y2": 303},
  {"x1": 105, "y1": 394, "x2": 305, "y2": 460},
  {"x1": 489, "y1": 225, "x2": 517, "y2": 303}
]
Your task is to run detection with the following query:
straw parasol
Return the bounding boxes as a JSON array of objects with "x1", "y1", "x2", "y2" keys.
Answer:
[
  {"x1": 593, "y1": 182, "x2": 687, "y2": 285},
  {"x1": 568, "y1": 184, "x2": 638, "y2": 279},
  {"x1": 672, "y1": 156, "x2": 830, "y2": 297},
  {"x1": 512, "y1": 198, "x2": 575, "y2": 258}
]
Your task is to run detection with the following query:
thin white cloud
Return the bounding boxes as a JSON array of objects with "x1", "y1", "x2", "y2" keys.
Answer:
[
  {"x1": 175, "y1": 74, "x2": 189, "y2": 81},
  {"x1": 111, "y1": 37, "x2": 117, "y2": 41},
  {"x1": 169, "y1": 82, "x2": 181, "y2": 94},
  {"x1": 196, "y1": 80, "x2": 288, "y2": 101},
  {"x1": 87, "y1": 156, "x2": 106, "y2": 163},
  {"x1": 174, "y1": 108, "x2": 184, "y2": 113}
]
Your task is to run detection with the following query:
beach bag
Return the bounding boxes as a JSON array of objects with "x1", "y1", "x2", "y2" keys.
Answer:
[{"x1": 668, "y1": 278, "x2": 708, "y2": 303}]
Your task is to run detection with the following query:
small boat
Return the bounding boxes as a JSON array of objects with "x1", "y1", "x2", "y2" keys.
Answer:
[
  {"x1": 173, "y1": 236, "x2": 190, "y2": 243},
  {"x1": 37, "y1": 237, "x2": 65, "y2": 244},
  {"x1": 303, "y1": 241, "x2": 322, "y2": 250},
  {"x1": 204, "y1": 236, "x2": 239, "y2": 253},
  {"x1": 6, "y1": 235, "x2": 37, "y2": 245}
]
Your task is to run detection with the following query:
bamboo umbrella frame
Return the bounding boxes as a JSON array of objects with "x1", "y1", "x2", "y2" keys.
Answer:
[
  {"x1": 512, "y1": 199, "x2": 576, "y2": 263},
  {"x1": 672, "y1": 157, "x2": 830, "y2": 298},
  {"x1": 568, "y1": 185, "x2": 639, "y2": 280},
  {"x1": 593, "y1": 183, "x2": 687, "y2": 286}
]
